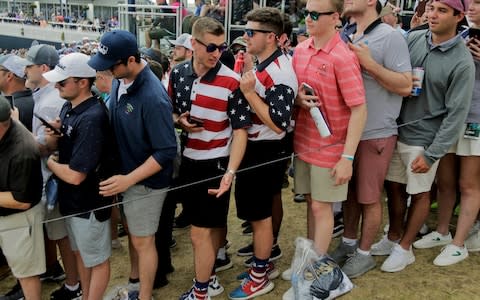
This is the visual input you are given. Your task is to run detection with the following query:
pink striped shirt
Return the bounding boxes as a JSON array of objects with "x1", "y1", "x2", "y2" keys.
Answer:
[{"x1": 292, "y1": 32, "x2": 365, "y2": 168}]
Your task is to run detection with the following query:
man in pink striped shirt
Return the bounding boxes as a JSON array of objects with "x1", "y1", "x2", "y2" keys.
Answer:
[{"x1": 292, "y1": 0, "x2": 366, "y2": 261}]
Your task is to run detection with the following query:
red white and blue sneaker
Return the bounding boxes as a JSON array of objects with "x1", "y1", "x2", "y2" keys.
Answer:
[
  {"x1": 179, "y1": 287, "x2": 211, "y2": 300},
  {"x1": 235, "y1": 262, "x2": 279, "y2": 281},
  {"x1": 228, "y1": 276, "x2": 274, "y2": 300}
]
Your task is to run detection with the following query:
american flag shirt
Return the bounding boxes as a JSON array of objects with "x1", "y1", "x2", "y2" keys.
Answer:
[
  {"x1": 248, "y1": 49, "x2": 298, "y2": 141},
  {"x1": 168, "y1": 60, "x2": 251, "y2": 160}
]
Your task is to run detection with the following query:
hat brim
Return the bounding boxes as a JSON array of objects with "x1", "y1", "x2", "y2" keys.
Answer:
[
  {"x1": 17, "y1": 57, "x2": 35, "y2": 66},
  {"x1": 42, "y1": 68, "x2": 68, "y2": 83},
  {"x1": 87, "y1": 53, "x2": 117, "y2": 71},
  {"x1": 140, "y1": 47, "x2": 162, "y2": 63}
]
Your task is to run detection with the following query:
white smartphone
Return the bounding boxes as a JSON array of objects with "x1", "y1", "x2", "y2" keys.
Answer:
[{"x1": 302, "y1": 82, "x2": 315, "y2": 96}]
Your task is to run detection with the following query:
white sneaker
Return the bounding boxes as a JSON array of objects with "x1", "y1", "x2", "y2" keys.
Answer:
[
  {"x1": 208, "y1": 275, "x2": 224, "y2": 297},
  {"x1": 413, "y1": 231, "x2": 452, "y2": 249},
  {"x1": 433, "y1": 244, "x2": 468, "y2": 266},
  {"x1": 466, "y1": 231, "x2": 480, "y2": 252},
  {"x1": 281, "y1": 268, "x2": 292, "y2": 281},
  {"x1": 282, "y1": 287, "x2": 294, "y2": 300},
  {"x1": 467, "y1": 220, "x2": 480, "y2": 238},
  {"x1": 419, "y1": 223, "x2": 429, "y2": 235},
  {"x1": 371, "y1": 235, "x2": 396, "y2": 256},
  {"x1": 381, "y1": 244, "x2": 415, "y2": 272}
]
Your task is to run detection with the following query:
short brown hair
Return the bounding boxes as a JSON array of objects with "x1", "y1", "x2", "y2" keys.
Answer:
[
  {"x1": 245, "y1": 7, "x2": 283, "y2": 36},
  {"x1": 192, "y1": 17, "x2": 225, "y2": 40}
]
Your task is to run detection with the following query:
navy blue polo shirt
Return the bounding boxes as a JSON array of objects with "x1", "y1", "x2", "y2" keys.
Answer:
[{"x1": 57, "y1": 96, "x2": 109, "y2": 216}]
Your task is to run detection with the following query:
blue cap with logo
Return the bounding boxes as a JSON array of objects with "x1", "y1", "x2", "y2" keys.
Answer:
[{"x1": 88, "y1": 30, "x2": 139, "y2": 71}]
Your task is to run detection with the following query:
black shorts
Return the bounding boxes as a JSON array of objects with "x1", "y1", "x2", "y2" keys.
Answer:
[
  {"x1": 235, "y1": 139, "x2": 288, "y2": 221},
  {"x1": 177, "y1": 156, "x2": 230, "y2": 228}
]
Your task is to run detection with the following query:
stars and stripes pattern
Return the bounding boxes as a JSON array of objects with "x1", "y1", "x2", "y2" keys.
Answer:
[
  {"x1": 248, "y1": 49, "x2": 298, "y2": 141},
  {"x1": 169, "y1": 61, "x2": 251, "y2": 160}
]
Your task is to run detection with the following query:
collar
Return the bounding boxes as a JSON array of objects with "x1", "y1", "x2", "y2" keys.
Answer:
[
  {"x1": 256, "y1": 49, "x2": 283, "y2": 72},
  {"x1": 182, "y1": 59, "x2": 222, "y2": 82},
  {"x1": 65, "y1": 96, "x2": 98, "y2": 115},
  {"x1": 33, "y1": 82, "x2": 57, "y2": 102},
  {"x1": 364, "y1": 18, "x2": 383, "y2": 35},
  {"x1": 307, "y1": 32, "x2": 342, "y2": 54},
  {"x1": 426, "y1": 30, "x2": 462, "y2": 52},
  {"x1": 124, "y1": 62, "x2": 149, "y2": 94},
  {"x1": 11, "y1": 89, "x2": 33, "y2": 98}
]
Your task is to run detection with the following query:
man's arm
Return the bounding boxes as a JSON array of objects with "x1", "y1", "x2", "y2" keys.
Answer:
[
  {"x1": 348, "y1": 32, "x2": 412, "y2": 97},
  {"x1": 331, "y1": 104, "x2": 367, "y2": 185},
  {"x1": 47, "y1": 156, "x2": 87, "y2": 185},
  {"x1": 0, "y1": 192, "x2": 31, "y2": 210},
  {"x1": 208, "y1": 128, "x2": 248, "y2": 197}
]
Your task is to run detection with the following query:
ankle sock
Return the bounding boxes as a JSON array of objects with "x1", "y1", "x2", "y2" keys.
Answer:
[
  {"x1": 129, "y1": 277, "x2": 140, "y2": 284},
  {"x1": 65, "y1": 282, "x2": 80, "y2": 291},
  {"x1": 217, "y1": 247, "x2": 226, "y2": 260},
  {"x1": 193, "y1": 280, "x2": 209, "y2": 299},
  {"x1": 250, "y1": 257, "x2": 268, "y2": 283},
  {"x1": 357, "y1": 248, "x2": 370, "y2": 256},
  {"x1": 342, "y1": 237, "x2": 357, "y2": 246}
]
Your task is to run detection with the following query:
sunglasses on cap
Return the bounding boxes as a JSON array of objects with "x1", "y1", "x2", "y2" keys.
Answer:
[
  {"x1": 231, "y1": 47, "x2": 246, "y2": 55},
  {"x1": 195, "y1": 39, "x2": 228, "y2": 53},
  {"x1": 244, "y1": 28, "x2": 274, "y2": 38},
  {"x1": 304, "y1": 10, "x2": 335, "y2": 21}
]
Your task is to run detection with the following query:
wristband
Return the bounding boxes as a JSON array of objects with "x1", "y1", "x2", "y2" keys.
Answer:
[
  {"x1": 226, "y1": 169, "x2": 236, "y2": 176},
  {"x1": 341, "y1": 154, "x2": 354, "y2": 161}
]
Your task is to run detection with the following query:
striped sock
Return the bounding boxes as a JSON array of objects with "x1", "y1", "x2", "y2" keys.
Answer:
[
  {"x1": 250, "y1": 257, "x2": 268, "y2": 284},
  {"x1": 193, "y1": 280, "x2": 209, "y2": 300}
]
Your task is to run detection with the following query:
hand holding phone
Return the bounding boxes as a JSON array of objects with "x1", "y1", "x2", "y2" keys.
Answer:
[
  {"x1": 34, "y1": 113, "x2": 62, "y2": 135},
  {"x1": 470, "y1": 28, "x2": 480, "y2": 41},
  {"x1": 188, "y1": 116, "x2": 205, "y2": 127},
  {"x1": 302, "y1": 82, "x2": 316, "y2": 96}
]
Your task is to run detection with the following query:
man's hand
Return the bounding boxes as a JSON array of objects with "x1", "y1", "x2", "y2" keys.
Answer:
[
  {"x1": 330, "y1": 158, "x2": 353, "y2": 186},
  {"x1": 411, "y1": 155, "x2": 430, "y2": 173},
  {"x1": 176, "y1": 111, "x2": 204, "y2": 133},
  {"x1": 467, "y1": 38, "x2": 480, "y2": 61},
  {"x1": 348, "y1": 42, "x2": 375, "y2": 70},
  {"x1": 239, "y1": 70, "x2": 257, "y2": 98},
  {"x1": 208, "y1": 172, "x2": 234, "y2": 198},
  {"x1": 11, "y1": 107, "x2": 19, "y2": 121},
  {"x1": 295, "y1": 84, "x2": 320, "y2": 110},
  {"x1": 99, "y1": 175, "x2": 135, "y2": 197}
]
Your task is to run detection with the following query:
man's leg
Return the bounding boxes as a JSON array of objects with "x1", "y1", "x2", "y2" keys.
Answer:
[
  {"x1": 252, "y1": 218, "x2": 274, "y2": 260},
  {"x1": 311, "y1": 198, "x2": 333, "y2": 254},
  {"x1": 191, "y1": 226, "x2": 216, "y2": 283},
  {"x1": 359, "y1": 201, "x2": 382, "y2": 251},
  {"x1": 130, "y1": 235, "x2": 157, "y2": 300},
  {"x1": 73, "y1": 251, "x2": 91, "y2": 299},
  {"x1": 57, "y1": 237, "x2": 79, "y2": 286},
  {"x1": 436, "y1": 154, "x2": 458, "y2": 235},
  {"x1": 88, "y1": 260, "x2": 110, "y2": 300},
  {"x1": 385, "y1": 180, "x2": 408, "y2": 241},
  {"x1": 272, "y1": 192, "x2": 283, "y2": 245},
  {"x1": 400, "y1": 192, "x2": 431, "y2": 249},
  {"x1": 18, "y1": 276, "x2": 41, "y2": 300}
]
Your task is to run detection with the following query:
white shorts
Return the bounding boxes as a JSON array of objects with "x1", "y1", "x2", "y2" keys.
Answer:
[
  {"x1": 385, "y1": 141, "x2": 439, "y2": 195},
  {"x1": 449, "y1": 124, "x2": 480, "y2": 156}
]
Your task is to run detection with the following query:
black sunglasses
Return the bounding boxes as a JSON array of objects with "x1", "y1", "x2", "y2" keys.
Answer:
[
  {"x1": 304, "y1": 10, "x2": 335, "y2": 21},
  {"x1": 57, "y1": 78, "x2": 80, "y2": 87},
  {"x1": 244, "y1": 28, "x2": 274, "y2": 38},
  {"x1": 195, "y1": 39, "x2": 228, "y2": 53}
]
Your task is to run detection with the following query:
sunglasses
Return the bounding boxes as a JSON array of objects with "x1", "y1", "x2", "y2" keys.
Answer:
[
  {"x1": 231, "y1": 47, "x2": 246, "y2": 55},
  {"x1": 304, "y1": 10, "x2": 335, "y2": 21},
  {"x1": 195, "y1": 39, "x2": 228, "y2": 53},
  {"x1": 244, "y1": 28, "x2": 274, "y2": 38},
  {"x1": 57, "y1": 78, "x2": 80, "y2": 87}
]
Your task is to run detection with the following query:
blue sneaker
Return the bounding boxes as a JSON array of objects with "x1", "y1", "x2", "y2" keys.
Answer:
[{"x1": 228, "y1": 277, "x2": 274, "y2": 300}]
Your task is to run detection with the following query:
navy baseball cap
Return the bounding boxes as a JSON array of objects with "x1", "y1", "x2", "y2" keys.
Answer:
[{"x1": 88, "y1": 30, "x2": 139, "y2": 71}]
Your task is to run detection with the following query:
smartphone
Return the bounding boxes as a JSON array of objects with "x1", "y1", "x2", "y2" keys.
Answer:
[
  {"x1": 470, "y1": 28, "x2": 480, "y2": 40},
  {"x1": 302, "y1": 82, "x2": 316, "y2": 96},
  {"x1": 188, "y1": 116, "x2": 205, "y2": 127},
  {"x1": 9, "y1": 97, "x2": 14, "y2": 109},
  {"x1": 415, "y1": 0, "x2": 427, "y2": 17},
  {"x1": 34, "y1": 113, "x2": 62, "y2": 135}
]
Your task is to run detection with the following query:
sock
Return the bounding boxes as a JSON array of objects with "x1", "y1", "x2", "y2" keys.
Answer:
[
  {"x1": 65, "y1": 282, "x2": 80, "y2": 291},
  {"x1": 250, "y1": 257, "x2": 268, "y2": 284},
  {"x1": 342, "y1": 237, "x2": 357, "y2": 246},
  {"x1": 357, "y1": 248, "x2": 370, "y2": 256},
  {"x1": 193, "y1": 280, "x2": 209, "y2": 299},
  {"x1": 128, "y1": 277, "x2": 140, "y2": 284},
  {"x1": 217, "y1": 246, "x2": 226, "y2": 260},
  {"x1": 333, "y1": 202, "x2": 342, "y2": 213}
]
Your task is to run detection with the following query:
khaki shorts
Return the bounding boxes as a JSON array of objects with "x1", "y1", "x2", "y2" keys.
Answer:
[
  {"x1": 44, "y1": 202, "x2": 68, "y2": 241},
  {"x1": 385, "y1": 141, "x2": 439, "y2": 195},
  {"x1": 122, "y1": 185, "x2": 167, "y2": 237},
  {"x1": 450, "y1": 124, "x2": 480, "y2": 156},
  {"x1": 0, "y1": 203, "x2": 46, "y2": 278},
  {"x1": 294, "y1": 158, "x2": 348, "y2": 202}
]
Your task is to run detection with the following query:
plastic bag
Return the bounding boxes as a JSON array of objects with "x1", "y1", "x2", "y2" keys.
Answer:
[{"x1": 285, "y1": 237, "x2": 353, "y2": 300}]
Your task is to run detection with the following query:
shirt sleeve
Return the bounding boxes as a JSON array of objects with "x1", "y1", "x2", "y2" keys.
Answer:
[
  {"x1": 265, "y1": 84, "x2": 295, "y2": 131},
  {"x1": 384, "y1": 30, "x2": 412, "y2": 73},
  {"x1": 227, "y1": 88, "x2": 252, "y2": 129}
]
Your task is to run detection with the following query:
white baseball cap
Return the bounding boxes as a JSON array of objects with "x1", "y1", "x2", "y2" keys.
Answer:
[
  {"x1": 169, "y1": 33, "x2": 193, "y2": 50},
  {"x1": 43, "y1": 52, "x2": 96, "y2": 83},
  {"x1": 0, "y1": 54, "x2": 28, "y2": 78}
]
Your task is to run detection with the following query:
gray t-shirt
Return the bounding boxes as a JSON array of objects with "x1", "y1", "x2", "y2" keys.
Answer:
[{"x1": 352, "y1": 21, "x2": 412, "y2": 140}]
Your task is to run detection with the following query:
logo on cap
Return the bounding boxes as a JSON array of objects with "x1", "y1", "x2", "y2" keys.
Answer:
[
  {"x1": 57, "y1": 63, "x2": 66, "y2": 70},
  {"x1": 98, "y1": 43, "x2": 109, "y2": 55}
]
